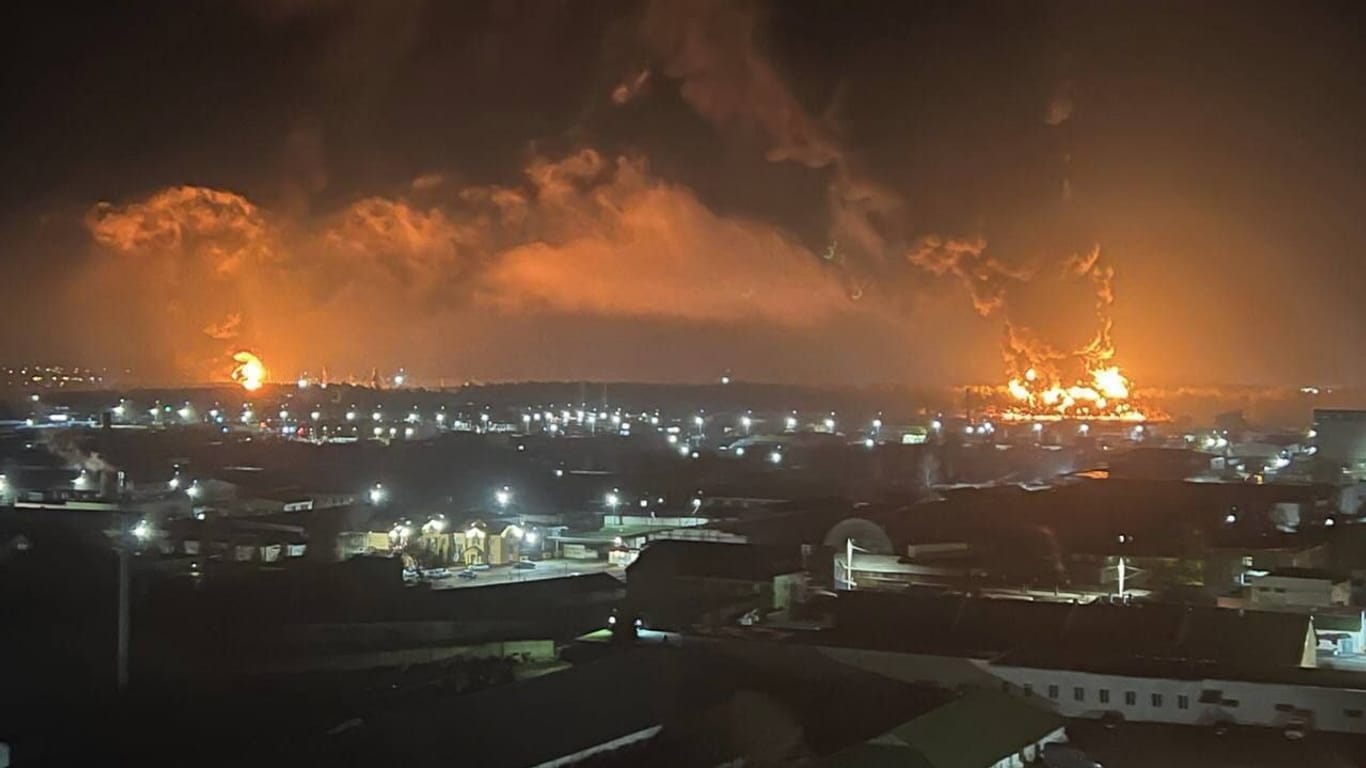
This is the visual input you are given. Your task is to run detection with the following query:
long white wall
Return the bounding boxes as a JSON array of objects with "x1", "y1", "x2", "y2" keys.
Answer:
[{"x1": 990, "y1": 665, "x2": 1366, "y2": 734}]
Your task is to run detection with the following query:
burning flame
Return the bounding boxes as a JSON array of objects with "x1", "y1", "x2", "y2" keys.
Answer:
[
  {"x1": 983, "y1": 247, "x2": 1161, "y2": 424},
  {"x1": 1003, "y1": 363, "x2": 1147, "y2": 422},
  {"x1": 230, "y1": 351, "x2": 266, "y2": 391}
]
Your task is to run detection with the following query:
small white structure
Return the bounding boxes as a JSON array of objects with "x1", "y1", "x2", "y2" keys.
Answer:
[{"x1": 1250, "y1": 568, "x2": 1351, "y2": 610}]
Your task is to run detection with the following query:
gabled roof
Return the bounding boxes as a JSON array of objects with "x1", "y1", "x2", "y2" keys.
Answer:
[{"x1": 828, "y1": 690, "x2": 1063, "y2": 768}]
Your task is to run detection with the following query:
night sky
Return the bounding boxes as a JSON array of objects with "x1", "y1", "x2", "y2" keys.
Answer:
[{"x1": 2, "y1": 0, "x2": 1364, "y2": 387}]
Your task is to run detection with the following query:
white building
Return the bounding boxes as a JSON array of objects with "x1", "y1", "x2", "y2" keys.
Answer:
[{"x1": 1250, "y1": 568, "x2": 1351, "y2": 610}]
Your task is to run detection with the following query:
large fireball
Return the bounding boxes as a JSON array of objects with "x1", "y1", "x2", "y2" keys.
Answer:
[{"x1": 230, "y1": 351, "x2": 266, "y2": 391}]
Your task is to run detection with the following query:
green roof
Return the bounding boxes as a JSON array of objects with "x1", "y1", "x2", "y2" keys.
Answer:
[{"x1": 829, "y1": 690, "x2": 1063, "y2": 768}]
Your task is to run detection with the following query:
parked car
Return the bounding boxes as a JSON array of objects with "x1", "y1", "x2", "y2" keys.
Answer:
[
  {"x1": 513, "y1": 559, "x2": 537, "y2": 570},
  {"x1": 457, "y1": 569, "x2": 478, "y2": 580}
]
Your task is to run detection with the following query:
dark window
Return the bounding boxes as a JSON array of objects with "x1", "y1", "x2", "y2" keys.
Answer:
[
  {"x1": 1199, "y1": 690, "x2": 1222, "y2": 704},
  {"x1": 1222, "y1": 699, "x2": 1240, "y2": 708},
  {"x1": 1074, "y1": 687, "x2": 1085, "y2": 702},
  {"x1": 1099, "y1": 689, "x2": 1110, "y2": 704},
  {"x1": 1024, "y1": 684, "x2": 1033, "y2": 697},
  {"x1": 1275, "y1": 703, "x2": 1296, "y2": 712},
  {"x1": 1346, "y1": 709, "x2": 1363, "y2": 719},
  {"x1": 1002, "y1": 681, "x2": 1012, "y2": 693},
  {"x1": 1048, "y1": 685, "x2": 1059, "y2": 700},
  {"x1": 1178, "y1": 695, "x2": 1189, "y2": 710},
  {"x1": 1125, "y1": 691, "x2": 1137, "y2": 706},
  {"x1": 1152, "y1": 693, "x2": 1164, "y2": 707}
]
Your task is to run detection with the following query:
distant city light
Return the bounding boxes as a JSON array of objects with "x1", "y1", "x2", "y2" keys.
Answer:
[
  {"x1": 769, "y1": 450, "x2": 783, "y2": 465},
  {"x1": 132, "y1": 519, "x2": 152, "y2": 541},
  {"x1": 721, "y1": 375, "x2": 731, "y2": 385},
  {"x1": 734, "y1": 447, "x2": 746, "y2": 457}
]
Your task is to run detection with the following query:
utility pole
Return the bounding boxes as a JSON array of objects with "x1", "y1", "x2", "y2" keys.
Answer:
[{"x1": 844, "y1": 538, "x2": 867, "y2": 591}]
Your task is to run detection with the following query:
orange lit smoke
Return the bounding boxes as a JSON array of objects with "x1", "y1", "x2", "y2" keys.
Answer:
[
  {"x1": 83, "y1": 150, "x2": 862, "y2": 382},
  {"x1": 230, "y1": 351, "x2": 266, "y2": 391}
]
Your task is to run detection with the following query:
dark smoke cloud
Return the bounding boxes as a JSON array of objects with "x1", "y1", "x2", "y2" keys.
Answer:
[{"x1": 634, "y1": 0, "x2": 906, "y2": 286}]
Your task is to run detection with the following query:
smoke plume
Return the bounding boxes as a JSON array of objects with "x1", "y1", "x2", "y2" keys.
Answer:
[{"x1": 80, "y1": 149, "x2": 857, "y2": 381}]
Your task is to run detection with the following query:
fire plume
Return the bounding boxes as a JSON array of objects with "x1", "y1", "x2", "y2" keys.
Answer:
[
  {"x1": 230, "y1": 351, "x2": 266, "y2": 391},
  {"x1": 989, "y1": 248, "x2": 1159, "y2": 423}
]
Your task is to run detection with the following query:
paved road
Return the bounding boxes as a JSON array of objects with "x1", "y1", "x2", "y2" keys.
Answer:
[{"x1": 428, "y1": 558, "x2": 621, "y2": 590}]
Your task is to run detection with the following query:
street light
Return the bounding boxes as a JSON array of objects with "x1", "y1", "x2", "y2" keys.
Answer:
[
  {"x1": 495, "y1": 486, "x2": 511, "y2": 508},
  {"x1": 369, "y1": 483, "x2": 386, "y2": 505},
  {"x1": 605, "y1": 491, "x2": 620, "y2": 510},
  {"x1": 740, "y1": 415, "x2": 752, "y2": 433}
]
